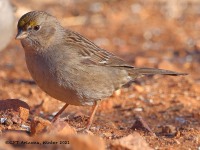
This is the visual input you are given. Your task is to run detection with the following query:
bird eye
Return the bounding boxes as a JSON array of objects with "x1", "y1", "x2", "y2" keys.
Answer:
[{"x1": 33, "y1": 25, "x2": 40, "y2": 31}]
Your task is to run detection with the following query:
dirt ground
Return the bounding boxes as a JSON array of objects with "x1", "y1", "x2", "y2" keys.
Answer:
[{"x1": 0, "y1": 0, "x2": 200, "y2": 150}]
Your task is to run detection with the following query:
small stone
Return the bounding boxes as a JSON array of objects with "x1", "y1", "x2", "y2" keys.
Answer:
[
  {"x1": 175, "y1": 117, "x2": 186, "y2": 124},
  {"x1": 174, "y1": 139, "x2": 181, "y2": 144},
  {"x1": 103, "y1": 132, "x2": 112, "y2": 138},
  {"x1": 48, "y1": 119, "x2": 76, "y2": 136},
  {"x1": 159, "y1": 125, "x2": 177, "y2": 137},
  {"x1": 138, "y1": 95, "x2": 145, "y2": 101},
  {"x1": 128, "y1": 94, "x2": 136, "y2": 99},
  {"x1": 18, "y1": 107, "x2": 29, "y2": 121},
  {"x1": 131, "y1": 116, "x2": 155, "y2": 136},
  {"x1": 11, "y1": 115, "x2": 22, "y2": 124},
  {"x1": 134, "y1": 85, "x2": 144, "y2": 93},
  {"x1": 30, "y1": 116, "x2": 51, "y2": 136},
  {"x1": 77, "y1": 129, "x2": 94, "y2": 135},
  {"x1": 0, "y1": 118, "x2": 7, "y2": 124},
  {"x1": 90, "y1": 126, "x2": 100, "y2": 131},
  {"x1": 4, "y1": 118, "x2": 13, "y2": 126},
  {"x1": 113, "y1": 89, "x2": 121, "y2": 96},
  {"x1": 133, "y1": 107, "x2": 143, "y2": 112},
  {"x1": 21, "y1": 124, "x2": 30, "y2": 131},
  {"x1": 175, "y1": 130, "x2": 181, "y2": 138},
  {"x1": 111, "y1": 132, "x2": 153, "y2": 150}
]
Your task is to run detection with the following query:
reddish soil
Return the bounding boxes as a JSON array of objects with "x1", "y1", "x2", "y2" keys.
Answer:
[{"x1": 0, "y1": 0, "x2": 200, "y2": 150}]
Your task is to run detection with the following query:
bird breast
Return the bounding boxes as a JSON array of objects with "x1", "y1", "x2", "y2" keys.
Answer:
[{"x1": 24, "y1": 51, "x2": 88, "y2": 106}]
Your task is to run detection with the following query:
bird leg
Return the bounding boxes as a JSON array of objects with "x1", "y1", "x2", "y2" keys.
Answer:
[
  {"x1": 52, "y1": 103, "x2": 69, "y2": 122},
  {"x1": 86, "y1": 101, "x2": 100, "y2": 130}
]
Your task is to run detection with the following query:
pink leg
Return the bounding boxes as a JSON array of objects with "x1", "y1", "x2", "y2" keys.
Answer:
[
  {"x1": 86, "y1": 102, "x2": 100, "y2": 130},
  {"x1": 52, "y1": 103, "x2": 69, "y2": 122}
]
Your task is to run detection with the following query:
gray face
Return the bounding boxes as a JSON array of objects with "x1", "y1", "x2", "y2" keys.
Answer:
[{"x1": 16, "y1": 11, "x2": 58, "y2": 48}]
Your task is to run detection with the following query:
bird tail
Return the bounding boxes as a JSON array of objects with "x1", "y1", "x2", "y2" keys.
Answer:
[{"x1": 128, "y1": 67, "x2": 187, "y2": 78}]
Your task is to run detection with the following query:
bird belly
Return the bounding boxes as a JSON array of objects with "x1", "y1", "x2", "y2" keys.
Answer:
[{"x1": 25, "y1": 53, "x2": 91, "y2": 106}]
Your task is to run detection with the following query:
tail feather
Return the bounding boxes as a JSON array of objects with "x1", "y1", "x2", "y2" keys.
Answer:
[{"x1": 130, "y1": 67, "x2": 188, "y2": 77}]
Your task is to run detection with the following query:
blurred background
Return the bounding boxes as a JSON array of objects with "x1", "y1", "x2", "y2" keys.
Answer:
[{"x1": 0, "y1": 0, "x2": 200, "y2": 149}]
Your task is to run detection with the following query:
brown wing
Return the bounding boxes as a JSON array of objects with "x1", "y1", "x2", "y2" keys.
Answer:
[
  {"x1": 81, "y1": 49, "x2": 133, "y2": 68},
  {"x1": 65, "y1": 30, "x2": 134, "y2": 68}
]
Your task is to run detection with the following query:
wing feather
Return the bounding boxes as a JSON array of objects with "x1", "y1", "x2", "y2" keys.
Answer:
[{"x1": 65, "y1": 30, "x2": 134, "y2": 68}]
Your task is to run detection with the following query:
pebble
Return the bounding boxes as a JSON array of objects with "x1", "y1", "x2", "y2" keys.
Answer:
[
  {"x1": 128, "y1": 94, "x2": 136, "y2": 99},
  {"x1": 11, "y1": 115, "x2": 22, "y2": 124},
  {"x1": 19, "y1": 107, "x2": 29, "y2": 121},
  {"x1": 159, "y1": 125, "x2": 177, "y2": 137},
  {"x1": 175, "y1": 117, "x2": 186, "y2": 124},
  {"x1": 111, "y1": 132, "x2": 153, "y2": 150},
  {"x1": 21, "y1": 124, "x2": 30, "y2": 131},
  {"x1": 134, "y1": 85, "x2": 144, "y2": 93},
  {"x1": 30, "y1": 116, "x2": 51, "y2": 136},
  {"x1": 0, "y1": 118, "x2": 7, "y2": 124},
  {"x1": 103, "y1": 132, "x2": 112, "y2": 138},
  {"x1": 134, "y1": 107, "x2": 143, "y2": 112},
  {"x1": 4, "y1": 118, "x2": 13, "y2": 126},
  {"x1": 47, "y1": 119, "x2": 77, "y2": 136},
  {"x1": 113, "y1": 89, "x2": 121, "y2": 97}
]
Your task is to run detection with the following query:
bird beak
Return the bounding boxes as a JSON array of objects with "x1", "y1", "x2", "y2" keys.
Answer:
[{"x1": 15, "y1": 30, "x2": 28, "y2": 40}]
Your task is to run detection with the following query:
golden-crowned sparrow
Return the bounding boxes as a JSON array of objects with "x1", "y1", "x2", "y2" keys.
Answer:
[{"x1": 16, "y1": 11, "x2": 187, "y2": 130}]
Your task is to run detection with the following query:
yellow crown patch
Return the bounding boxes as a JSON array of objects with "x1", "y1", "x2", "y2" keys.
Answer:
[{"x1": 18, "y1": 15, "x2": 37, "y2": 28}]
